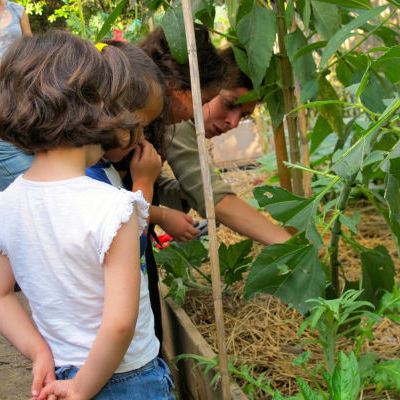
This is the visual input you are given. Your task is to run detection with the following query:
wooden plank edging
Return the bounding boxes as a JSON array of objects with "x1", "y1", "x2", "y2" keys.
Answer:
[{"x1": 160, "y1": 284, "x2": 247, "y2": 400}]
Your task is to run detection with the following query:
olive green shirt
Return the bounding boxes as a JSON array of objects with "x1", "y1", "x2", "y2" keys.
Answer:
[{"x1": 158, "y1": 120, "x2": 235, "y2": 218}]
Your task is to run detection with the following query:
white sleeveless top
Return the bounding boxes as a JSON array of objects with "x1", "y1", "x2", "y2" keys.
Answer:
[{"x1": 0, "y1": 175, "x2": 159, "y2": 372}]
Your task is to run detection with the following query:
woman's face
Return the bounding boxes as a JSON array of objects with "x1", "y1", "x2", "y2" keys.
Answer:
[
  {"x1": 203, "y1": 88, "x2": 257, "y2": 139},
  {"x1": 167, "y1": 84, "x2": 221, "y2": 125}
]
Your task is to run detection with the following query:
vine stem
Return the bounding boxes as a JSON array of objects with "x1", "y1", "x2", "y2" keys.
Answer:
[{"x1": 329, "y1": 171, "x2": 359, "y2": 296}]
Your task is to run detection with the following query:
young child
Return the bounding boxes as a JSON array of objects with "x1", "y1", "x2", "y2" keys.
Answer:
[{"x1": 0, "y1": 31, "x2": 174, "y2": 400}]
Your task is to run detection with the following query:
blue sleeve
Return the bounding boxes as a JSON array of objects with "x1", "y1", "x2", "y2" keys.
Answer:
[{"x1": 86, "y1": 167, "x2": 111, "y2": 185}]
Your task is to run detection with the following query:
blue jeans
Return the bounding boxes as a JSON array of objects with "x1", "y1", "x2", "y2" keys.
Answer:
[
  {"x1": 55, "y1": 357, "x2": 176, "y2": 400},
  {"x1": 0, "y1": 141, "x2": 33, "y2": 190}
]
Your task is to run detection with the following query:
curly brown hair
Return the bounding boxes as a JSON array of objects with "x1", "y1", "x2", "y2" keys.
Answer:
[
  {"x1": 0, "y1": 31, "x2": 138, "y2": 152},
  {"x1": 139, "y1": 24, "x2": 227, "y2": 92}
]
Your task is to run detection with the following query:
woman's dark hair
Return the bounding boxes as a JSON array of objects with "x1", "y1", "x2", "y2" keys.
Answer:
[
  {"x1": 104, "y1": 40, "x2": 169, "y2": 158},
  {"x1": 218, "y1": 47, "x2": 254, "y2": 91},
  {"x1": 140, "y1": 24, "x2": 227, "y2": 92},
  {"x1": 0, "y1": 31, "x2": 138, "y2": 152}
]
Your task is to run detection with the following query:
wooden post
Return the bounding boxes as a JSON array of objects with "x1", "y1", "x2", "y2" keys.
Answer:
[
  {"x1": 273, "y1": 122, "x2": 292, "y2": 192},
  {"x1": 275, "y1": 0, "x2": 303, "y2": 196},
  {"x1": 181, "y1": 1, "x2": 231, "y2": 399}
]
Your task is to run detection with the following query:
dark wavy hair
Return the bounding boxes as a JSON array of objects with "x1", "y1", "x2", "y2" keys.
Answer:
[
  {"x1": 104, "y1": 40, "x2": 169, "y2": 159},
  {"x1": 0, "y1": 31, "x2": 138, "y2": 152},
  {"x1": 139, "y1": 24, "x2": 227, "y2": 92}
]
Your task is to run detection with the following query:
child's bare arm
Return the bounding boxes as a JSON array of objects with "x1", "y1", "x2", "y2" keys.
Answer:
[
  {"x1": 0, "y1": 254, "x2": 55, "y2": 399},
  {"x1": 149, "y1": 205, "x2": 200, "y2": 241},
  {"x1": 38, "y1": 212, "x2": 141, "y2": 400}
]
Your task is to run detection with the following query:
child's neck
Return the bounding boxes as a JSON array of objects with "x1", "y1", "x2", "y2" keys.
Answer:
[{"x1": 24, "y1": 146, "x2": 95, "y2": 182}]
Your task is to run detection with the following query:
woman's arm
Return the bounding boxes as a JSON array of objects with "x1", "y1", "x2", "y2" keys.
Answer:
[
  {"x1": 20, "y1": 10, "x2": 32, "y2": 36},
  {"x1": 0, "y1": 254, "x2": 55, "y2": 399},
  {"x1": 215, "y1": 194, "x2": 291, "y2": 245},
  {"x1": 39, "y1": 213, "x2": 141, "y2": 400}
]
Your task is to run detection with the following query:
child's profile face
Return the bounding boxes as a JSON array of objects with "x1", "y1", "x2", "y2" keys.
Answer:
[{"x1": 104, "y1": 84, "x2": 164, "y2": 163}]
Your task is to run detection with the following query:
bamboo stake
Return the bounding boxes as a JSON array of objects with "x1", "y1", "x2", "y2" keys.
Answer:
[
  {"x1": 275, "y1": 0, "x2": 303, "y2": 196},
  {"x1": 180, "y1": 1, "x2": 230, "y2": 398}
]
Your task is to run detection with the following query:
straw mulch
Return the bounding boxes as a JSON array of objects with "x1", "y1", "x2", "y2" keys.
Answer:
[{"x1": 179, "y1": 167, "x2": 400, "y2": 399}]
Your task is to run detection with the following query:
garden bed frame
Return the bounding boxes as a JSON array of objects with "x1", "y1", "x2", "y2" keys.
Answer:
[{"x1": 160, "y1": 284, "x2": 247, "y2": 399}]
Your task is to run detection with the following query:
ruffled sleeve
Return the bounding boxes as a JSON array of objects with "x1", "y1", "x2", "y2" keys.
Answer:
[{"x1": 98, "y1": 189, "x2": 149, "y2": 264}]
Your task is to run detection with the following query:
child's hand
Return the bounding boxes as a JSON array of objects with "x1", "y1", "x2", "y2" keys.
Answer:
[
  {"x1": 130, "y1": 140, "x2": 162, "y2": 186},
  {"x1": 29, "y1": 351, "x2": 55, "y2": 400},
  {"x1": 159, "y1": 208, "x2": 200, "y2": 241},
  {"x1": 36, "y1": 379, "x2": 80, "y2": 400}
]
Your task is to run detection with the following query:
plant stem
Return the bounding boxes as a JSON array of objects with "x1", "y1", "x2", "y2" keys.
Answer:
[
  {"x1": 183, "y1": 279, "x2": 212, "y2": 292},
  {"x1": 191, "y1": 264, "x2": 212, "y2": 283},
  {"x1": 76, "y1": 0, "x2": 87, "y2": 38},
  {"x1": 329, "y1": 171, "x2": 358, "y2": 296}
]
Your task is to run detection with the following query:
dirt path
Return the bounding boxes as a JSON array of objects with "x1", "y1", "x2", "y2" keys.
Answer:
[{"x1": 0, "y1": 293, "x2": 34, "y2": 400}]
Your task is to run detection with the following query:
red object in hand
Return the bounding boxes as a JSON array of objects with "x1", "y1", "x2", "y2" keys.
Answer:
[
  {"x1": 113, "y1": 29, "x2": 125, "y2": 41},
  {"x1": 154, "y1": 234, "x2": 173, "y2": 249}
]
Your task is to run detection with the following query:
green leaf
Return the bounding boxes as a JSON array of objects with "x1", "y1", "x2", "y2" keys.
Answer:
[
  {"x1": 311, "y1": 0, "x2": 339, "y2": 40},
  {"x1": 310, "y1": 116, "x2": 333, "y2": 153},
  {"x1": 161, "y1": 6, "x2": 188, "y2": 64},
  {"x1": 303, "y1": 0, "x2": 311, "y2": 31},
  {"x1": 253, "y1": 185, "x2": 323, "y2": 248},
  {"x1": 374, "y1": 46, "x2": 400, "y2": 84},
  {"x1": 319, "y1": 6, "x2": 387, "y2": 68},
  {"x1": 232, "y1": 46, "x2": 250, "y2": 78},
  {"x1": 367, "y1": 359, "x2": 400, "y2": 391},
  {"x1": 263, "y1": 56, "x2": 285, "y2": 130},
  {"x1": 296, "y1": 377, "x2": 324, "y2": 399},
  {"x1": 384, "y1": 157, "x2": 400, "y2": 255},
  {"x1": 219, "y1": 239, "x2": 253, "y2": 286},
  {"x1": 244, "y1": 243, "x2": 325, "y2": 314},
  {"x1": 285, "y1": 29, "x2": 316, "y2": 87},
  {"x1": 331, "y1": 352, "x2": 361, "y2": 400},
  {"x1": 293, "y1": 351, "x2": 311, "y2": 366},
  {"x1": 96, "y1": 0, "x2": 128, "y2": 42},
  {"x1": 338, "y1": 211, "x2": 360, "y2": 235},
  {"x1": 235, "y1": 0, "x2": 254, "y2": 25},
  {"x1": 317, "y1": 76, "x2": 345, "y2": 138},
  {"x1": 237, "y1": 3, "x2": 276, "y2": 90},
  {"x1": 361, "y1": 246, "x2": 395, "y2": 307},
  {"x1": 313, "y1": 0, "x2": 371, "y2": 9},
  {"x1": 155, "y1": 240, "x2": 208, "y2": 275},
  {"x1": 226, "y1": 0, "x2": 239, "y2": 28},
  {"x1": 192, "y1": 0, "x2": 215, "y2": 29},
  {"x1": 293, "y1": 41, "x2": 327, "y2": 63}
]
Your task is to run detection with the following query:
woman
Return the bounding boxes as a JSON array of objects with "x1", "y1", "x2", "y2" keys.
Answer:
[
  {"x1": 140, "y1": 24, "x2": 228, "y2": 124},
  {"x1": 158, "y1": 47, "x2": 291, "y2": 245},
  {"x1": 0, "y1": 0, "x2": 32, "y2": 191}
]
